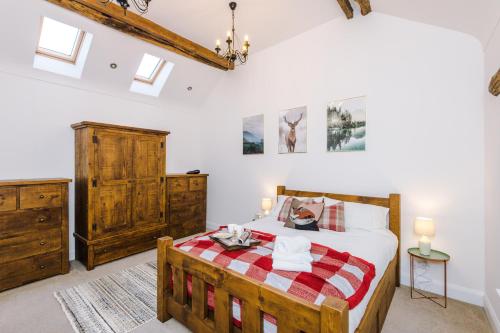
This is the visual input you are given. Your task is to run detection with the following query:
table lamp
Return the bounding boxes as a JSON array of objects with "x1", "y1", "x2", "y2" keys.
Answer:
[
  {"x1": 261, "y1": 198, "x2": 273, "y2": 216},
  {"x1": 414, "y1": 217, "x2": 435, "y2": 256}
]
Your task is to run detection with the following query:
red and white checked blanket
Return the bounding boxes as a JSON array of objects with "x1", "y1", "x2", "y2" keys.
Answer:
[{"x1": 175, "y1": 228, "x2": 375, "y2": 329}]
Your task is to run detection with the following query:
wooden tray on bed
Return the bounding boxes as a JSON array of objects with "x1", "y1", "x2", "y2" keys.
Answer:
[{"x1": 209, "y1": 235, "x2": 261, "y2": 251}]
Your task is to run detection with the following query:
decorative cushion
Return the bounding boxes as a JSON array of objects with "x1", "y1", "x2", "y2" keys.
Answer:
[
  {"x1": 324, "y1": 197, "x2": 388, "y2": 230},
  {"x1": 271, "y1": 195, "x2": 323, "y2": 219},
  {"x1": 318, "y1": 201, "x2": 345, "y2": 232},
  {"x1": 283, "y1": 199, "x2": 324, "y2": 231}
]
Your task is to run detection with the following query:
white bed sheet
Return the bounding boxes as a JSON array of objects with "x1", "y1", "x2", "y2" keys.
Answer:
[{"x1": 242, "y1": 217, "x2": 398, "y2": 333}]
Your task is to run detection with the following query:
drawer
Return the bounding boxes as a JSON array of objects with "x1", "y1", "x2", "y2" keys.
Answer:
[
  {"x1": 0, "y1": 208, "x2": 61, "y2": 238},
  {"x1": 189, "y1": 177, "x2": 206, "y2": 191},
  {"x1": 168, "y1": 178, "x2": 188, "y2": 193},
  {"x1": 20, "y1": 185, "x2": 62, "y2": 209},
  {"x1": 0, "y1": 229, "x2": 61, "y2": 264},
  {"x1": 169, "y1": 191, "x2": 205, "y2": 208},
  {"x1": 170, "y1": 204, "x2": 204, "y2": 224},
  {"x1": 169, "y1": 219, "x2": 205, "y2": 240},
  {"x1": 94, "y1": 230, "x2": 164, "y2": 266},
  {"x1": 0, "y1": 252, "x2": 61, "y2": 292},
  {"x1": 0, "y1": 187, "x2": 17, "y2": 212}
]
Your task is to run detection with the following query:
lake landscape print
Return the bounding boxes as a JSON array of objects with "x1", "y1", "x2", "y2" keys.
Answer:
[
  {"x1": 243, "y1": 114, "x2": 264, "y2": 154},
  {"x1": 327, "y1": 96, "x2": 366, "y2": 152}
]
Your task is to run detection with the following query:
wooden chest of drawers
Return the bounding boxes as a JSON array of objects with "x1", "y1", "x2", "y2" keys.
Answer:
[
  {"x1": 0, "y1": 179, "x2": 71, "y2": 292},
  {"x1": 166, "y1": 174, "x2": 208, "y2": 240}
]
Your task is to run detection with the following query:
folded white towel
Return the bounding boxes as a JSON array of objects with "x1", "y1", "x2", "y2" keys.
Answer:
[
  {"x1": 272, "y1": 251, "x2": 313, "y2": 263},
  {"x1": 274, "y1": 236, "x2": 311, "y2": 254},
  {"x1": 272, "y1": 260, "x2": 312, "y2": 273}
]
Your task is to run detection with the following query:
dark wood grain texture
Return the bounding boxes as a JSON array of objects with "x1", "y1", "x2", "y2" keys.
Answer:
[
  {"x1": 354, "y1": 0, "x2": 372, "y2": 16},
  {"x1": 158, "y1": 186, "x2": 401, "y2": 332},
  {"x1": 490, "y1": 69, "x2": 500, "y2": 96},
  {"x1": 337, "y1": 0, "x2": 354, "y2": 19},
  {"x1": 45, "y1": 0, "x2": 233, "y2": 71},
  {"x1": 166, "y1": 174, "x2": 208, "y2": 240},
  {"x1": 73, "y1": 122, "x2": 168, "y2": 270},
  {"x1": 0, "y1": 179, "x2": 70, "y2": 292}
]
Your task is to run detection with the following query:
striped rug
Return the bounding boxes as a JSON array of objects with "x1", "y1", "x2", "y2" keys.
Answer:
[{"x1": 54, "y1": 262, "x2": 157, "y2": 333}]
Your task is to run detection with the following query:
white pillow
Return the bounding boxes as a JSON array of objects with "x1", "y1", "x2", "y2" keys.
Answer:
[
  {"x1": 323, "y1": 197, "x2": 389, "y2": 230},
  {"x1": 269, "y1": 195, "x2": 323, "y2": 218}
]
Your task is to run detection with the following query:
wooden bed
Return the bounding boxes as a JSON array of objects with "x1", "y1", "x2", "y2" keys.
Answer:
[{"x1": 157, "y1": 186, "x2": 400, "y2": 333}]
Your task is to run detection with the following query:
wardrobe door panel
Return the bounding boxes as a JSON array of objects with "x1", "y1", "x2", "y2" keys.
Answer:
[
  {"x1": 96, "y1": 131, "x2": 133, "y2": 182},
  {"x1": 133, "y1": 179, "x2": 163, "y2": 226},
  {"x1": 94, "y1": 183, "x2": 132, "y2": 238},
  {"x1": 134, "y1": 136, "x2": 161, "y2": 179}
]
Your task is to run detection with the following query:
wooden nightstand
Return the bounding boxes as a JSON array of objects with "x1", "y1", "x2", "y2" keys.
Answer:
[{"x1": 408, "y1": 247, "x2": 450, "y2": 308}]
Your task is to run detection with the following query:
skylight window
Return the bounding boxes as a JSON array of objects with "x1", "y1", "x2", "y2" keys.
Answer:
[
  {"x1": 36, "y1": 17, "x2": 85, "y2": 63},
  {"x1": 134, "y1": 53, "x2": 166, "y2": 84}
]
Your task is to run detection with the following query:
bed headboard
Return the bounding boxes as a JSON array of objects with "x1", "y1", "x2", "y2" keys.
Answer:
[{"x1": 277, "y1": 185, "x2": 401, "y2": 286}]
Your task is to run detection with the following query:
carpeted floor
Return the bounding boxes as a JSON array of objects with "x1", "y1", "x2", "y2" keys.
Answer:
[{"x1": 0, "y1": 248, "x2": 492, "y2": 333}]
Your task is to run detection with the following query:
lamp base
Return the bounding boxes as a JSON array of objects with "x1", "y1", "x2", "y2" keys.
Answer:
[{"x1": 419, "y1": 240, "x2": 431, "y2": 256}]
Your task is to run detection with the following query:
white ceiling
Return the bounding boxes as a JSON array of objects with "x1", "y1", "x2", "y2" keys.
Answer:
[
  {"x1": 143, "y1": 0, "x2": 500, "y2": 51},
  {"x1": 0, "y1": 0, "x2": 498, "y2": 109}
]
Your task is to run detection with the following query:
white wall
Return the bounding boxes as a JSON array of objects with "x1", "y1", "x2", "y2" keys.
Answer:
[
  {"x1": 484, "y1": 21, "x2": 500, "y2": 333},
  {"x1": 0, "y1": 70, "x2": 203, "y2": 260},
  {"x1": 200, "y1": 13, "x2": 485, "y2": 305}
]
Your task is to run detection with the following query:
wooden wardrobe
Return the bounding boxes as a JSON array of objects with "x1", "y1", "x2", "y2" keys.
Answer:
[{"x1": 72, "y1": 122, "x2": 169, "y2": 270}]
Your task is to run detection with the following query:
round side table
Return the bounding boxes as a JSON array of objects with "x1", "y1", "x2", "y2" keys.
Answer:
[{"x1": 408, "y1": 248, "x2": 450, "y2": 308}]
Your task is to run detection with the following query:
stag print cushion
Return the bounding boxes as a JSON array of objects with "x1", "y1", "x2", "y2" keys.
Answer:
[
  {"x1": 318, "y1": 201, "x2": 345, "y2": 232},
  {"x1": 276, "y1": 196, "x2": 323, "y2": 222},
  {"x1": 283, "y1": 199, "x2": 324, "y2": 231}
]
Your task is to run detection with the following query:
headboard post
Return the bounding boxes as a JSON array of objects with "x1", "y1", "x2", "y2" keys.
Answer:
[
  {"x1": 389, "y1": 194, "x2": 401, "y2": 286},
  {"x1": 277, "y1": 185, "x2": 286, "y2": 196}
]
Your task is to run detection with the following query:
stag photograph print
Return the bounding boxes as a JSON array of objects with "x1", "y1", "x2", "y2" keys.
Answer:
[
  {"x1": 327, "y1": 96, "x2": 366, "y2": 152},
  {"x1": 243, "y1": 114, "x2": 264, "y2": 155},
  {"x1": 279, "y1": 106, "x2": 307, "y2": 154}
]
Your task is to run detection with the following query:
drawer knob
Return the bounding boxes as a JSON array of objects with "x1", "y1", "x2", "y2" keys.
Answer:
[
  {"x1": 39, "y1": 217, "x2": 46, "y2": 223},
  {"x1": 39, "y1": 194, "x2": 45, "y2": 199},
  {"x1": 152, "y1": 236, "x2": 158, "y2": 240},
  {"x1": 40, "y1": 265, "x2": 46, "y2": 270},
  {"x1": 40, "y1": 241, "x2": 46, "y2": 246}
]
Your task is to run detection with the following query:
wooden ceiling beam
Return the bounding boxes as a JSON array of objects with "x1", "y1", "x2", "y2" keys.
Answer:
[
  {"x1": 336, "y1": 0, "x2": 354, "y2": 19},
  {"x1": 45, "y1": 0, "x2": 233, "y2": 71},
  {"x1": 354, "y1": 0, "x2": 372, "y2": 16},
  {"x1": 490, "y1": 69, "x2": 500, "y2": 97}
]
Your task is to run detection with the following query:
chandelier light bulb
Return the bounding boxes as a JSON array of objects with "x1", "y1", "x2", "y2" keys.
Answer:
[{"x1": 216, "y1": 40, "x2": 221, "y2": 47}]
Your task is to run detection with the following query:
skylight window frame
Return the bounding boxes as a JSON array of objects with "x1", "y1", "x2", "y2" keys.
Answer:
[
  {"x1": 134, "y1": 57, "x2": 166, "y2": 85},
  {"x1": 36, "y1": 17, "x2": 86, "y2": 64}
]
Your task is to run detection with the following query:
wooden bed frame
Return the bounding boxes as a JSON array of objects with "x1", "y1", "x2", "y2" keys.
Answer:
[{"x1": 157, "y1": 186, "x2": 400, "y2": 333}]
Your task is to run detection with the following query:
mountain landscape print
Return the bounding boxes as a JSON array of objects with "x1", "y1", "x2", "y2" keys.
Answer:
[
  {"x1": 243, "y1": 114, "x2": 264, "y2": 155},
  {"x1": 327, "y1": 97, "x2": 366, "y2": 152}
]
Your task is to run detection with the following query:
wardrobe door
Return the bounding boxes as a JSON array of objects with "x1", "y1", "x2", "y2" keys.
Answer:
[
  {"x1": 93, "y1": 131, "x2": 133, "y2": 238},
  {"x1": 132, "y1": 136, "x2": 165, "y2": 227}
]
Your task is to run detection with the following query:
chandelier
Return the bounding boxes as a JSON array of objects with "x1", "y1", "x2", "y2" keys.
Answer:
[
  {"x1": 100, "y1": 0, "x2": 151, "y2": 15},
  {"x1": 215, "y1": 2, "x2": 250, "y2": 66}
]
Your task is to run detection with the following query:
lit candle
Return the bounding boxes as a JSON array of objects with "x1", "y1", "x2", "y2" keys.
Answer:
[{"x1": 227, "y1": 31, "x2": 231, "y2": 38}]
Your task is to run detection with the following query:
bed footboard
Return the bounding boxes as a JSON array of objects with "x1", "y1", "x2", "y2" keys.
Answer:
[{"x1": 157, "y1": 236, "x2": 349, "y2": 333}]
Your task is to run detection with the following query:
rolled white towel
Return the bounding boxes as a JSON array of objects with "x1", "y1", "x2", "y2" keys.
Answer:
[
  {"x1": 274, "y1": 236, "x2": 311, "y2": 254},
  {"x1": 272, "y1": 251, "x2": 313, "y2": 263},
  {"x1": 273, "y1": 260, "x2": 312, "y2": 273}
]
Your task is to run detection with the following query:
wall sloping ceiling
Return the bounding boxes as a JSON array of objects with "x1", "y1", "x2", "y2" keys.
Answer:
[{"x1": 0, "y1": 0, "x2": 498, "y2": 109}]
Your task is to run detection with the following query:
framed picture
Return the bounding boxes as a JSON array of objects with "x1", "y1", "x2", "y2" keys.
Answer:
[
  {"x1": 327, "y1": 96, "x2": 366, "y2": 152},
  {"x1": 279, "y1": 106, "x2": 307, "y2": 154},
  {"x1": 243, "y1": 114, "x2": 264, "y2": 155}
]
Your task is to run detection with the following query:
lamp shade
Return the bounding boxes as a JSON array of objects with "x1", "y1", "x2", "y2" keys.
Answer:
[
  {"x1": 414, "y1": 217, "x2": 435, "y2": 237},
  {"x1": 261, "y1": 198, "x2": 273, "y2": 212}
]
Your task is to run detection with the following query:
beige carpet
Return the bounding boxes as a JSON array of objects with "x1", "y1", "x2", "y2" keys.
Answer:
[{"x1": 0, "y1": 248, "x2": 492, "y2": 333}]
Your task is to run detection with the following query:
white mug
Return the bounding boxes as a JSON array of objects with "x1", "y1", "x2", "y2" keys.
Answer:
[
  {"x1": 227, "y1": 224, "x2": 238, "y2": 235},
  {"x1": 235, "y1": 225, "x2": 244, "y2": 237}
]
